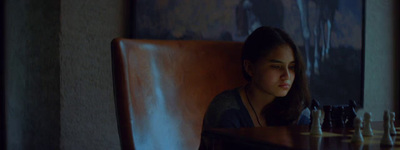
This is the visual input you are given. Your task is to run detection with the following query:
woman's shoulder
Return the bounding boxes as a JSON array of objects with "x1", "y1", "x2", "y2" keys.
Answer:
[
  {"x1": 203, "y1": 88, "x2": 245, "y2": 128},
  {"x1": 208, "y1": 88, "x2": 242, "y2": 110}
]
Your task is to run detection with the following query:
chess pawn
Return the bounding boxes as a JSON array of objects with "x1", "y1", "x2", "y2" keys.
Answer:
[
  {"x1": 362, "y1": 112, "x2": 374, "y2": 136},
  {"x1": 310, "y1": 109, "x2": 322, "y2": 135},
  {"x1": 381, "y1": 110, "x2": 393, "y2": 146},
  {"x1": 351, "y1": 117, "x2": 364, "y2": 143},
  {"x1": 310, "y1": 99, "x2": 320, "y2": 127},
  {"x1": 390, "y1": 112, "x2": 396, "y2": 135}
]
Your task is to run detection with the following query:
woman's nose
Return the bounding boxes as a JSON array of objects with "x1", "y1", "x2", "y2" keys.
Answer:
[{"x1": 281, "y1": 68, "x2": 291, "y2": 80}]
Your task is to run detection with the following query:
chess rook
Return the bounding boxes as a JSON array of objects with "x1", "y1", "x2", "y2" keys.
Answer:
[
  {"x1": 380, "y1": 110, "x2": 393, "y2": 146},
  {"x1": 310, "y1": 109, "x2": 322, "y2": 135},
  {"x1": 351, "y1": 117, "x2": 364, "y2": 143},
  {"x1": 362, "y1": 112, "x2": 374, "y2": 136}
]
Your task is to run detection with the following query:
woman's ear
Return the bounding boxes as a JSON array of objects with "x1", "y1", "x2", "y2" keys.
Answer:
[{"x1": 244, "y1": 60, "x2": 254, "y2": 77}]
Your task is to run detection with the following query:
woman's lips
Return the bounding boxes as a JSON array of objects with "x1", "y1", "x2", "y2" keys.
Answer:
[{"x1": 279, "y1": 83, "x2": 290, "y2": 89}]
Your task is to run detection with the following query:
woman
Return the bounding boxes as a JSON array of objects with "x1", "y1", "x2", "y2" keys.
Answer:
[{"x1": 202, "y1": 26, "x2": 311, "y2": 129}]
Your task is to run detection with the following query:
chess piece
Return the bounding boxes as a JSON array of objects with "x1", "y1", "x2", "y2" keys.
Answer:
[
  {"x1": 362, "y1": 112, "x2": 374, "y2": 136},
  {"x1": 310, "y1": 109, "x2": 322, "y2": 135},
  {"x1": 311, "y1": 99, "x2": 320, "y2": 110},
  {"x1": 351, "y1": 117, "x2": 364, "y2": 143},
  {"x1": 345, "y1": 100, "x2": 357, "y2": 127},
  {"x1": 390, "y1": 112, "x2": 396, "y2": 135},
  {"x1": 345, "y1": 107, "x2": 357, "y2": 128},
  {"x1": 380, "y1": 110, "x2": 393, "y2": 146},
  {"x1": 348, "y1": 100, "x2": 357, "y2": 109},
  {"x1": 322, "y1": 105, "x2": 332, "y2": 129},
  {"x1": 310, "y1": 99, "x2": 320, "y2": 128},
  {"x1": 332, "y1": 106, "x2": 345, "y2": 128}
]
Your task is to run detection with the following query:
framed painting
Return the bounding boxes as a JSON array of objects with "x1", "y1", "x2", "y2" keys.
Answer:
[{"x1": 132, "y1": 0, "x2": 365, "y2": 107}]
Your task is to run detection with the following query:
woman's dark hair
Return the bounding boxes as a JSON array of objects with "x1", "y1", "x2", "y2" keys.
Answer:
[{"x1": 241, "y1": 26, "x2": 311, "y2": 125}]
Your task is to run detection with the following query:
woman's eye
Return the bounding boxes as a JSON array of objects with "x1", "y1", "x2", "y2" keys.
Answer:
[
  {"x1": 289, "y1": 65, "x2": 296, "y2": 70},
  {"x1": 271, "y1": 65, "x2": 281, "y2": 69}
]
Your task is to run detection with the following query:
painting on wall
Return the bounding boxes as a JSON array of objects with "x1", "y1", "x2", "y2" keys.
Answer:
[{"x1": 133, "y1": 0, "x2": 365, "y2": 107}]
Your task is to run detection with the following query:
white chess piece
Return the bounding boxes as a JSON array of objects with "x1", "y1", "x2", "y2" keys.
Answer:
[
  {"x1": 380, "y1": 110, "x2": 394, "y2": 146},
  {"x1": 362, "y1": 112, "x2": 374, "y2": 136},
  {"x1": 310, "y1": 109, "x2": 322, "y2": 135},
  {"x1": 351, "y1": 117, "x2": 364, "y2": 143},
  {"x1": 390, "y1": 112, "x2": 396, "y2": 135}
]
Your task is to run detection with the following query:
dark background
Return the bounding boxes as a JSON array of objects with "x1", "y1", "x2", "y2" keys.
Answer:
[
  {"x1": 303, "y1": 46, "x2": 363, "y2": 106},
  {"x1": 1, "y1": 0, "x2": 5, "y2": 149},
  {"x1": 396, "y1": 0, "x2": 400, "y2": 115}
]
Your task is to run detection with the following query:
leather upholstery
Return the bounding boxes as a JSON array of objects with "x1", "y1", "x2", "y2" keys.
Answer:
[{"x1": 111, "y1": 38, "x2": 246, "y2": 150}]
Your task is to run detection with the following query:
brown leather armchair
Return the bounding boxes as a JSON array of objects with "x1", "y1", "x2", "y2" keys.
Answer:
[{"x1": 111, "y1": 38, "x2": 246, "y2": 150}]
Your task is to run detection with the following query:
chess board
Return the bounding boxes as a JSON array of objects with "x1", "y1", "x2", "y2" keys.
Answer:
[
  {"x1": 203, "y1": 122, "x2": 400, "y2": 150},
  {"x1": 300, "y1": 127, "x2": 400, "y2": 149}
]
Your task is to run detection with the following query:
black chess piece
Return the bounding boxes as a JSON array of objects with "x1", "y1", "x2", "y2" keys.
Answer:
[
  {"x1": 349, "y1": 100, "x2": 357, "y2": 108},
  {"x1": 311, "y1": 99, "x2": 320, "y2": 110},
  {"x1": 322, "y1": 105, "x2": 332, "y2": 129},
  {"x1": 345, "y1": 100, "x2": 357, "y2": 128},
  {"x1": 345, "y1": 107, "x2": 357, "y2": 128},
  {"x1": 332, "y1": 106, "x2": 345, "y2": 128}
]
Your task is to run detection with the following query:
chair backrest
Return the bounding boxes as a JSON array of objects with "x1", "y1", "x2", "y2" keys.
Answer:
[{"x1": 111, "y1": 38, "x2": 246, "y2": 150}]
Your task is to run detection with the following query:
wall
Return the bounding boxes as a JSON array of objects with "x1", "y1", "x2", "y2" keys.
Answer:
[
  {"x1": 5, "y1": 0, "x2": 126, "y2": 149},
  {"x1": 363, "y1": 0, "x2": 398, "y2": 121},
  {"x1": 59, "y1": 0, "x2": 126, "y2": 149},
  {"x1": 5, "y1": 0, "x2": 60, "y2": 149}
]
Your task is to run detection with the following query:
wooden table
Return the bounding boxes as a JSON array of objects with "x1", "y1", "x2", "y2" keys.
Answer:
[{"x1": 201, "y1": 122, "x2": 400, "y2": 150}]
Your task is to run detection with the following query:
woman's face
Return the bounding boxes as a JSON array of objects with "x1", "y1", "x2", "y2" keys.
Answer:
[{"x1": 246, "y1": 44, "x2": 296, "y2": 97}]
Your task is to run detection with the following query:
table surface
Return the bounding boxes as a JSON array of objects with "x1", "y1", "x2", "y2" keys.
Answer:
[{"x1": 202, "y1": 122, "x2": 400, "y2": 150}]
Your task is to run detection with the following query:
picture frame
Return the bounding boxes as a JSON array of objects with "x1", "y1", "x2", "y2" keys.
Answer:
[{"x1": 132, "y1": 0, "x2": 365, "y2": 107}]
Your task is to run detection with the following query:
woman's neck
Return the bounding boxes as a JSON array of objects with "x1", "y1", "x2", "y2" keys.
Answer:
[{"x1": 246, "y1": 83, "x2": 275, "y2": 112}]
